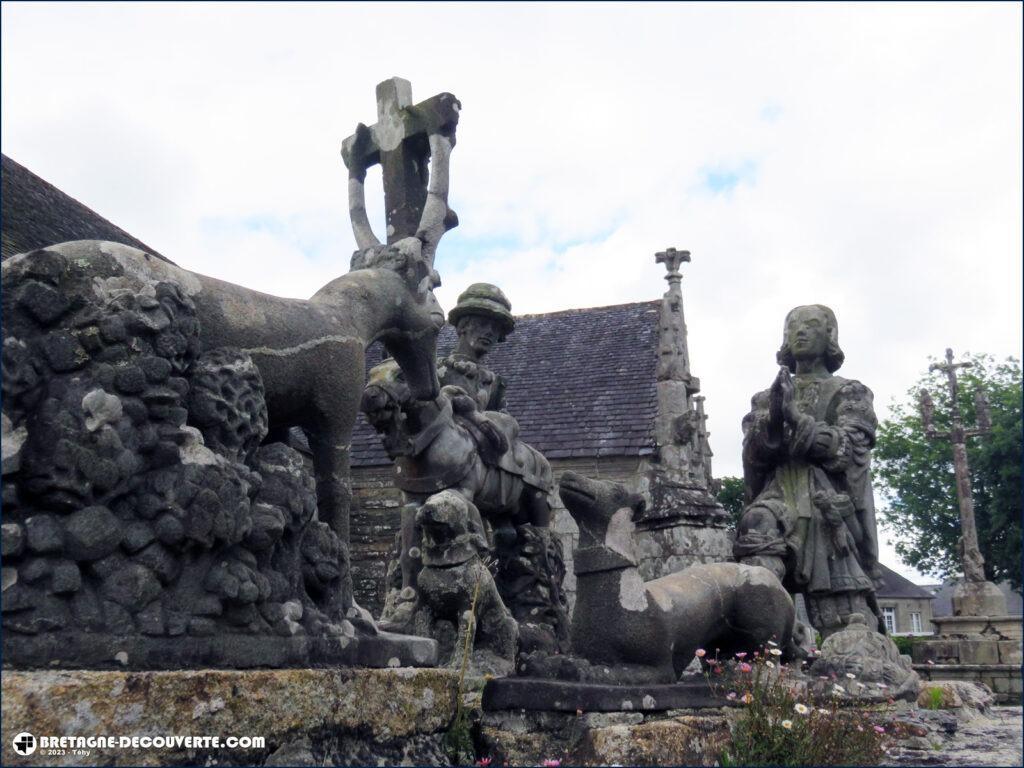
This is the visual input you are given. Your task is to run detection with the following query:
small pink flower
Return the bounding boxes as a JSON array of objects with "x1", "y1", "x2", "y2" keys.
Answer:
[
  {"x1": 695, "y1": 648, "x2": 706, "y2": 658},
  {"x1": 741, "y1": 692, "x2": 754, "y2": 704},
  {"x1": 726, "y1": 691, "x2": 737, "y2": 700},
  {"x1": 739, "y1": 662, "x2": 752, "y2": 673},
  {"x1": 873, "y1": 726, "x2": 886, "y2": 734},
  {"x1": 735, "y1": 652, "x2": 747, "y2": 659},
  {"x1": 542, "y1": 761, "x2": 561, "y2": 767},
  {"x1": 476, "y1": 759, "x2": 492, "y2": 767},
  {"x1": 856, "y1": 725, "x2": 864, "y2": 732}
]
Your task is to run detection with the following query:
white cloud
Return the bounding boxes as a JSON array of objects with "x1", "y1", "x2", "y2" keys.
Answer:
[{"x1": 3, "y1": 2, "x2": 1021, "y2": 582}]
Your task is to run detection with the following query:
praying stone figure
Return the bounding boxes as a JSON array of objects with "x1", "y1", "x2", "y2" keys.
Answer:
[{"x1": 733, "y1": 305, "x2": 885, "y2": 640}]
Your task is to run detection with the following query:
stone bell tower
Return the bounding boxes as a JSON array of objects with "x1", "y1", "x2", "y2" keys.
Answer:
[{"x1": 633, "y1": 248, "x2": 732, "y2": 581}]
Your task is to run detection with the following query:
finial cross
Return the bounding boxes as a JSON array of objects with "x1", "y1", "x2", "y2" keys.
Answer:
[{"x1": 656, "y1": 247, "x2": 691, "y2": 285}]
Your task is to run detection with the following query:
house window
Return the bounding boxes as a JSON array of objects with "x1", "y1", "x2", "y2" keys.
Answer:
[
  {"x1": 882, "y1": 607, "x2": 897, "y2": 634},
  {"x1": 910, "y1": 612, "x2": 923, "y2": 634}
]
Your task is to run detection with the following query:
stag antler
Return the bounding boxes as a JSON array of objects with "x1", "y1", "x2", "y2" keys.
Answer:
[
  {"x1": 417, "y1": 132, "x2": 458, "y2": 269},
  {"x1": 346, "y1": 123, "x2": 382, "y2": 252}
]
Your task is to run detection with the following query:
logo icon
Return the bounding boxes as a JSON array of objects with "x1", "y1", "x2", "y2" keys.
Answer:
[{"x1": 13, "y1": 732, "x2": 37, "y2": 756}]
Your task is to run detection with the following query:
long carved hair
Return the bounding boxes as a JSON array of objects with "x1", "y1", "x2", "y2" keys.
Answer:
[{"x1": 775, "y1": 304, "x2": 845, "y2": 373}]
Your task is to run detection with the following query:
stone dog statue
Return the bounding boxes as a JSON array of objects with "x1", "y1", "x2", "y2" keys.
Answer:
[
  {"x1": 524, "y1": 472, "x2": 801, "y2": 685},
  {"x1": 410, "y1": 490, "x2": 519, "y2": 674}
]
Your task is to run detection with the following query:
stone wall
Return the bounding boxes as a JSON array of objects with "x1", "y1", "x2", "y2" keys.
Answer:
[
  {"x1": 915, "y1": 664, "x2": 1023, "y2": 705},
  {"x1": 350, "y1": 455, "x2": 734, "y2": 616},
  {"x1": 1, "y1": 668, "x2": 460, "y2": 766}
]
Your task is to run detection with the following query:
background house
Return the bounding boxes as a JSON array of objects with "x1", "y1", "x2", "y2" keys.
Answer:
[{"x1": 793, "y1": 564, "x2": 936, "y2": 636}]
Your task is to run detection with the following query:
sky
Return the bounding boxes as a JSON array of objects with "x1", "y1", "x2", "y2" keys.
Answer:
[{"x1": 3, "y1": 2, "x2": 1021, "y2": 583}]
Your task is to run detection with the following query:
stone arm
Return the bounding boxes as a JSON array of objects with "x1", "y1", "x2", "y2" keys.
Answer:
[
  {"x1": 741, "y1": 389, "x2": 785, "y2": 503},
  {"x1": 789, "y1": 380, "x2": 877, "y2": 473},
  {"x1": 490, "y1": 374, "x2": 508, "y2": 413},
  {"x1": 742, "y1": 390, "x2": 784, "y2": 467},
  {"x1": 797, "y1": 380, "x2": 882, "y2": 574}
]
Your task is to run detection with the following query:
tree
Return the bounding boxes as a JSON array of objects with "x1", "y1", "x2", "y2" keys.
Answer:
[
  {"x1": 716, "y1": 475, "x2": 746, "y2": 526},
  {"x1": 874, "y1": 354, "x2": 1022, "y2": 590}
]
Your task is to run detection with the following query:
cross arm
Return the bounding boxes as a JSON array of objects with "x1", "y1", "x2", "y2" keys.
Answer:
[{"x1": 341, "y1": 92, "x2": 461, "y2": 176}]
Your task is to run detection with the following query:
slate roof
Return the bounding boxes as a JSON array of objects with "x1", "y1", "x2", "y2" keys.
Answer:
[
  {"x1": 1, "y1": 154, "x2": 168, "y2": 262},
  {"x1": 876, "y1": 564, "x2": 935, "y2": 600},
  {"x1": 351, "y1": 301, "x2": 662, "y2": 466}
]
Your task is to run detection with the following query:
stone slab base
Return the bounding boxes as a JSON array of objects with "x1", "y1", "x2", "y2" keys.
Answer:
[
  {"x1": 913, "y1": 634, "x2": 1021, "y2": 666},
  {"x1": 478, "y1": 707, "x2": 733, "y2": 767},
  {"x1": 930, "y1": 614, "x2": 1023, "y2": 641},
  {"x1": 482, "y1": 676, "x2": 736, "y2": 712},
  {"x1": 914, "y1": 663, "x2": 1022, "y2": 705},
  {"x1": 2, "y1": 630, "x2": 437, "y2": 670},
  {"x1": 1, "y1": 667, "x2": 459, "y2": 766}
]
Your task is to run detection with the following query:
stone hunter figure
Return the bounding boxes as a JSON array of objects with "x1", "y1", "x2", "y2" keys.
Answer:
[
  {"x1": 734, "y1": 305, "x2": 885, "y2": 639},
  {"x1": 438, "y1": 283, "x2": 515, "y2": 412}
]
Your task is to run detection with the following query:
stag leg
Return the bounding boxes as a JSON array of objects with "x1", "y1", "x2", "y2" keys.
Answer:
[{"x1": 307, "y1": 426, "x2": 352, "y2": 545}]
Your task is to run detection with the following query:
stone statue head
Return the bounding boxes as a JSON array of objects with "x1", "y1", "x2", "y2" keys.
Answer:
[
  {"x1": 448, "y1": 283, "x2": 514, "y2": 360},
  {"x1": 776, "y1": 304, "x2": 845, "y2": 373}
]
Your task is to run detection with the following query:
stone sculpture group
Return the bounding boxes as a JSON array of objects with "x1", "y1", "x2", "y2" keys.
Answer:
[{"x1": 0, "y1": 77, "x2": 918, "y2": 704}]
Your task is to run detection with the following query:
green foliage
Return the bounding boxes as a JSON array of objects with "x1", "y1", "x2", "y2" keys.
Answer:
[
  {"x1": 925, "y1": 687, "x2": 945, "y2": 711},
  {"x1": 716, "y1": 475, "x2": 746, "y2": 525},
  {"x1": 891, "y1": 635, "x2": 917, "y2": 656},
  {"x1": 718, "y1": 656, "x2": 886, "y2": 766},
  {"x1": 875, "y1": 354, "x2": 1022, "y2": 589}
]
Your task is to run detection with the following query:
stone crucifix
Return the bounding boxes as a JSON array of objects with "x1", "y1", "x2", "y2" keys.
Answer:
[
  {"x1": 918, "y1": 348, "x2": 992, "y2": 585},
  {"x1": 341, "y1": 77, "x2": 461, "y2": 265}
]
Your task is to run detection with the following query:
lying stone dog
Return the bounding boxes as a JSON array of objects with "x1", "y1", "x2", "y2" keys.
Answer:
[
  {"x1": 411, "y1": 490, "x2": 518, "y2": 674},
  {"x1": 525, "y1": 472, "x2": 800, "y2": 684}
]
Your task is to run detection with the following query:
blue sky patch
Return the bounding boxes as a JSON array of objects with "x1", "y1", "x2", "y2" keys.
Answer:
[{"x1": 699, "y1": 160, "x2": 758, "y2": 195}]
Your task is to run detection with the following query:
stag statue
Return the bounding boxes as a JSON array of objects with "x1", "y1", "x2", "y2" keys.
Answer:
[{"x1": 5, "y1": 80, "x2": 459, "y2": 549}]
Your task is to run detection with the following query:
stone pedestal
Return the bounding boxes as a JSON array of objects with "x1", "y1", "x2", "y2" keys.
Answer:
[
  {"x1": 913, "y1": 616, "x2": 1022, "y2": 666},
  {"x1": 952, "y1": 581, "x2": 1008, "y2": 617},
  {"x1": 633, "y1": 516, "x2": 733, "y2": 583},
  {"x1": 1, "y1": 667, "x2": 459, "y2": 766},
  {"x1": 912, "y1": 611, "x2": 1023, "y2": 705}
]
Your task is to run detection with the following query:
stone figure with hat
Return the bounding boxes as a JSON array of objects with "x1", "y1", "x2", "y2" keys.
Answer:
[
  {"x1": 363, "y1": 282, "x2": 570, "y2": 667},
  {"x1": 439, "y1": 282, "x2": 516, "y2": 413}
]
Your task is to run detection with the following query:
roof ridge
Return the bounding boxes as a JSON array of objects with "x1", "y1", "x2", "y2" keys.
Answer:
[{"x1": 514, "y1": 299, "x2": 660, "y2": 320}]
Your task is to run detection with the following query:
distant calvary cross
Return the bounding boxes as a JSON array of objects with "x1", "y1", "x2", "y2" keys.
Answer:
[
  {"x1": 341, "y1": 77, "x2": 461, "y2": 255},
  {"x1": 918, "y1": 348, "x2": 992, "y2": 583}
]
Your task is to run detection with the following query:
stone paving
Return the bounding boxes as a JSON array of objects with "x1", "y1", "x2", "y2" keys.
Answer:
[{"x1": 889, "y1": 706, "x2": 1023, "y2": 767}]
